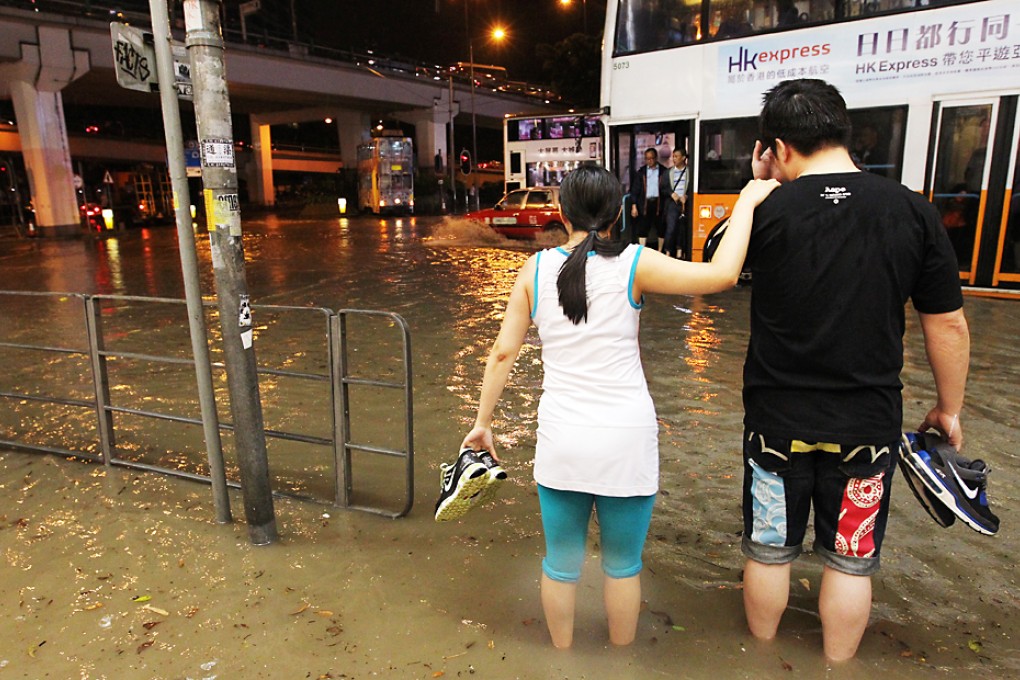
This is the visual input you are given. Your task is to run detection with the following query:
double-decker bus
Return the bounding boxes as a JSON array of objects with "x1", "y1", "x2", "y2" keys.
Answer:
[
  {"x1": 503, "y1": 112, "x2": 607, "y2": 192},
  {"x1": 357, "y1": 137, "x2": 415, "y2": 215},
  {"x1": 602, "y1": 0, "x2": 1020, "y2": 293}
]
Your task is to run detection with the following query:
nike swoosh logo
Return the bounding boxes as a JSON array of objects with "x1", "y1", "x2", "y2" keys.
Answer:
[
  {"x1": 948, "y1": 464, "x2": 979, "y2": 499},
  {"x1": 442, "y1": 471, "x2": 455, "y2": 492}
]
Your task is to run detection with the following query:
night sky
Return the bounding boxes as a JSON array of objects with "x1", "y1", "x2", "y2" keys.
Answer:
[{"x1": 302, "y1": 0, "x2": 607, "y2": 84}]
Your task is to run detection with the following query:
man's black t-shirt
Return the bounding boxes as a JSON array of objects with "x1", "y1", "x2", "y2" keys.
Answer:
[{"x1": 743, "y1": 171, "x2": 963, "y2": 444}]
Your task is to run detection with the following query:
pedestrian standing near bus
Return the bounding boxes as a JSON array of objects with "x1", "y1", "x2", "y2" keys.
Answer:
[
  {"x1": 661, "y1": 147, "x2": 690, "y2": 259},
  {"x1": 460, "y1": 165, "x2": 778, "y2": 649},
  {"x1": 740, "y1": 79, "x2": 970, "y2": 661},
  {"x1": 629, "y1": 148, "x2": 668, "y2": 246}
]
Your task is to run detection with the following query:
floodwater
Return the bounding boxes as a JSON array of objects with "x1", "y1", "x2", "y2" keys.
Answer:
[{"x1": 0, "y1": 215, "x2": 1017, "y2": 679}]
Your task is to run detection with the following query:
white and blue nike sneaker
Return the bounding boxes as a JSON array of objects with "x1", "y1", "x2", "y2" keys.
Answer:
[{"x1": 899, "y1": 432, "x2": 999, "y2": 535}]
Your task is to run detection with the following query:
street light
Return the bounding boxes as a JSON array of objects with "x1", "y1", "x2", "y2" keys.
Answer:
[
  {"x1": 468, "y1": 25, "x2": 506, "y2": 211},
  {"x1": 559, "y1": 0, "x2": 588, "y2": 33}
]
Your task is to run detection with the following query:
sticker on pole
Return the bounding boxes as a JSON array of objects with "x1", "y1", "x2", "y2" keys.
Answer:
[
  {"x1": 238, "y1": 295, "x2": 252, "y2": 327},
  {"x1": 209, "y1": 191, "x2": 241, "y2": 236},
  {"x1": 172, "y1": 42, "x2": 193, "y2": 101},
  {"x1": 200, "y1": 139, "x2": 235, "y2": 168},
  {"x1": 239, "y1": 295, "x2": 254, "y2": 349}
]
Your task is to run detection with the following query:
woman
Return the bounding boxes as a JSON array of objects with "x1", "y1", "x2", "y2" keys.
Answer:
[{"x1": 461, "y1": 165, "x2": 777, "y2": 648}]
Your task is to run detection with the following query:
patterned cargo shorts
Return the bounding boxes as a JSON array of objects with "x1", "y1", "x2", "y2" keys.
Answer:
[{"x1": 741, "y1": 430, "x2": 898, "y2": 576}]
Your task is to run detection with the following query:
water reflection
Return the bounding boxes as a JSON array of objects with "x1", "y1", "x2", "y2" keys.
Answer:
[{"x1": 0, "y1": 214, "x2": 1018, "y2": 677}]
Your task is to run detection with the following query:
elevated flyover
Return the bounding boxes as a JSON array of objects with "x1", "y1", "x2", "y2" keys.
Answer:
[{"x1": 0, "y1": 2, "x2": 559, "y2": 232}]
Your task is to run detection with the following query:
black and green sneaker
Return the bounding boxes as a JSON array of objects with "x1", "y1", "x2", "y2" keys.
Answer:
[
  {"x1": 475, "y1": 450, "x2": 508, "y2": 504},
  {"x1": 434, "y1": 448, "x2": 489, "y2": 522}
]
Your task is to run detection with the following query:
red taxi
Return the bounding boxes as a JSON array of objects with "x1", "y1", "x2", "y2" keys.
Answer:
[{"x1": 466, "y1": 187, "x2": 564, "y2": 239}]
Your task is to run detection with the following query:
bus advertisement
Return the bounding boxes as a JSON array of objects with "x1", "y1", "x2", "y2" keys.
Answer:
[
  {"x1": 503, "y1": 113, "x2": 607, "y2": 192},
  {"x1": 602, "y1": 0, "x2": 1020, "y2": 293}
]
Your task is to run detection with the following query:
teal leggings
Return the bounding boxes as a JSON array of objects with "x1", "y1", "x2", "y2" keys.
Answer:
[{"x1": 537, "y1": 484, "x2": 656, "y2": 583}]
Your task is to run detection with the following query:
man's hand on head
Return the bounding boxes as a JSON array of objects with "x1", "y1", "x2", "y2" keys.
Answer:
[{"x1": 752, "y1": 140, "x2": 781, "y2": 182}]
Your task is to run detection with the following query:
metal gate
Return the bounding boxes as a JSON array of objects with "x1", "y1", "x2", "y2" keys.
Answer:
[{"x1": 0, "y1": 291, "x2": 414, "y2": 519}]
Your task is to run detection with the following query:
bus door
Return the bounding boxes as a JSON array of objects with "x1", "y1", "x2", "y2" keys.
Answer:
[
  {"x1": 927, "y1": 96, "x2": 1020, "y2": 290},
  {"x1": 609, "y1": 119, "x2": 694, "y2": 253}
]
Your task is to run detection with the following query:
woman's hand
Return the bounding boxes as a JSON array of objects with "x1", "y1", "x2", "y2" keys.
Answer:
[
  {"x1": 461, "y1": 426, "x2": 498, "y2": 460},
  {"x1": 738, "y1": 177, "x2": 781, "y2": 207}
]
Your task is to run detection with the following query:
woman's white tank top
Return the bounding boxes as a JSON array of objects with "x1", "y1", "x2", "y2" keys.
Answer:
[{"x1": 531, "y1": 244, "x2": 659, "y2": 496}]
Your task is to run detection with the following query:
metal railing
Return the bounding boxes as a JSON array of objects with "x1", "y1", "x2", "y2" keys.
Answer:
[{"x1": 0, "y1": 291, "x2": 414, "y2": 519}]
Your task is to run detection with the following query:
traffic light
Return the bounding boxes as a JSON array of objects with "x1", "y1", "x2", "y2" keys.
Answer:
[{"x1": 459, "y1": 149, "x2": 472, "y2": 175}]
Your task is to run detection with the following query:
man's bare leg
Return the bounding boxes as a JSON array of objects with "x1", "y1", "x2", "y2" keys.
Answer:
[
  {"x1": 819, "y1": 565, "x2": 871, "y2": 662},
  {"x1": 742, "y1": 559, "x2": 791, "y2": 640}
]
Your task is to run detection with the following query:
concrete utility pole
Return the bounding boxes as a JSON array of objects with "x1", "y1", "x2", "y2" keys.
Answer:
[
  {"x1": 183, "y1": 0, "x2": 277, "y2": 545},
  {"x1": 149, "y1": 0, "x2": 231, "y2": 525}
]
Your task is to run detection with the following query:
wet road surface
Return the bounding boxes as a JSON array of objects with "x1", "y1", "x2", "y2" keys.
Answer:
[{"x1": 0, "y1": 215, "x2": 1017, "y2": 678}]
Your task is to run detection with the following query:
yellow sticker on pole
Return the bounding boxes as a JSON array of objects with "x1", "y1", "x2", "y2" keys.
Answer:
[{"x1": 204, "y1": 189, "x2": 216, "y2": 231}]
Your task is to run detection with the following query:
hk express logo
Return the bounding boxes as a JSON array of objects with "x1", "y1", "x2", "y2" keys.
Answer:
[{"x1": 727, "y1": 42, "x2": 832, "y2": 73}]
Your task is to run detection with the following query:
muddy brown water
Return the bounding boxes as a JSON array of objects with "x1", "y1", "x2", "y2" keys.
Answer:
[{"x1": 0, "y1": 216, "x2": 1016, "y2": 679}]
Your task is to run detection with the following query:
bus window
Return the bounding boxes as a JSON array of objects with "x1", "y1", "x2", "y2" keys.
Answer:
[
  {"x1": 931, "y1": 104, "x2": 992, "y2": 271},
  {"x1": 840, "y1": 0, "x2": 926, "y2": 18},
  {"x1": 699, "y1": 117, "x2": 757, "y2": 193},
  {"x1": 518, "y1": 119, "x2": 544, "y2": 141},
  {"x1": 710, "y1": 0, "x2": 754, "y2": 38},
  {"x1": 615, "y1": 0, "x2": 703, "y2": 54},
  {"x1": 849, "y1": 106, "x2": 906, "y2": 181},
  {"x1": 614, "y1": 0, "x2": 981, "y2": 55},
  {"x1": 1001, "y1": 131, "x2": 1020, "y2": 276}
]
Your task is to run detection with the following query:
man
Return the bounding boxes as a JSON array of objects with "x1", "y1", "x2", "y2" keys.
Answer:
[
  {"x1": 661, "y1": 148, "x2": 690, "y2": 258},
  {"x1": 741, "y1": 79, "x2": 970, "y2": 662},
  {"x1": 629, "y1": 148, "x2": 666, "y2": 246}
]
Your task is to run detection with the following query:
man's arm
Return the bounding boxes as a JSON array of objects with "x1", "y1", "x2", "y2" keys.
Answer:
[{"x1": 917, "y1": 308, "x2": 970, "y2": 448}]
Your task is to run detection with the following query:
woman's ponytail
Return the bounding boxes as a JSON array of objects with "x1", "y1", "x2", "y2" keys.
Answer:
[
  {"x1": 555, "y1": 165, "x2": 629, "y2": 325},
  {"x1": 558, "y1": 229, "x2": 599, "y2": 324}
]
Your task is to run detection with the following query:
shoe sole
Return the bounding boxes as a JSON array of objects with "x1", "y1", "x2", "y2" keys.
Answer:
[
  {"x1": 434, "y1": 464, "x2": 489, "y2": 522},
  {"x1": 897, "y1": 457, "x2": 955, "y2": 527},
  {"x1": 477, "y1": 467, "x2": 507, "y2": 504},
  {"x1": 900, "y1": 448, "x2": 997, "y2": 535}
]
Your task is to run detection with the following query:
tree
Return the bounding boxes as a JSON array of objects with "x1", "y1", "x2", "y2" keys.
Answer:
[{"x1": 536, "y1": 33, "x2": 601, "y2": 109}]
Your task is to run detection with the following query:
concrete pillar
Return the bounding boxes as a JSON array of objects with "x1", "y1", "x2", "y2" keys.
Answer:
[
  {"x1": 400, "y1": 100, "x2": 453, "y2": 170},
  {"x1": 0, "y1": 26, "x2": 90, "y2": 236},
  {"x1": 333, "y1": 110, "x2": 370, "y2": 170},
  {"x1": 249, "y1": 115, "x2": 274, "y2": 206}
]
